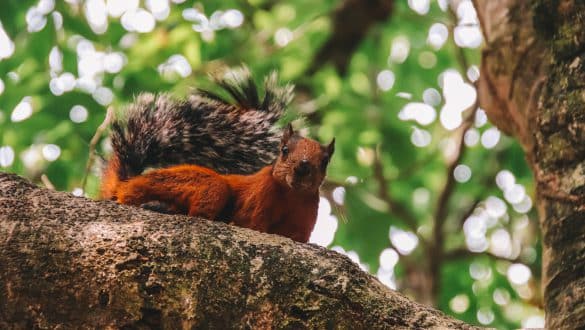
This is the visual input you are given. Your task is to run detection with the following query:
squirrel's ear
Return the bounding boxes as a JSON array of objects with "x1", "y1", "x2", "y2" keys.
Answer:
[
  {"x1": 327, "y1": 138, "x2": 335, "y2": 155},
  {"x1": 282, "y1": 123, "x2": 294, "y2": 144}
]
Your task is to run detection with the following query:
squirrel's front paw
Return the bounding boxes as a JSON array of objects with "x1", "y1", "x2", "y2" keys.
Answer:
[{"x1": 141, "y1": 201, "x2": 176, "y2": 214}]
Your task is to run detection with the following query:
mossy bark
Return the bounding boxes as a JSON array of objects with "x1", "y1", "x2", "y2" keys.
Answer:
[
  {"x1": 474, "y1": 0, "x2": 585, "y2": 328},
  {"x1": 0, "y1": 173, "x2": 477, "y2": 329}
]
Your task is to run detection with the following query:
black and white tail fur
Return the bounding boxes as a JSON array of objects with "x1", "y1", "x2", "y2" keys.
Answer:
[{"x1": 109, "y1": 67, "x2": 293, "y2": 180}]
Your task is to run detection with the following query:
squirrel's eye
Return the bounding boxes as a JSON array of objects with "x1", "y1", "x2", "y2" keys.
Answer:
[{"x1": 281, "y1": 146, "x2": 289, "y2": 156}]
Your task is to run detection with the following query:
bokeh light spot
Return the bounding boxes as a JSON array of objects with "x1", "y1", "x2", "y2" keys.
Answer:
[
  {"x1": 11, "y1": 97, "x2": 34, "y2": 122},
  {"x1": 309, "y1": 197, "x2": 338, "y2": 247},
  {"x1": 449, "y1": 294, "x2": 469, "y2": 313},
  {"x1": 379, "y1": 248, "x2": 399, "y2": 271},
  {"x1": 389, "y1": 227, "x2": 419, "y2": 255},
  {"x1": 454, "y1": 164, "x2": 472, "y2": 183},
  {"x1": 418, "y1": 51, "x2": 437, "y2": 69},
  {"x1": 485, "y1": 196, "x2": 507, "y2": 218},
  {"x1": 411, "y1": 128, "x2": 432, "y2": 147},
  {"x1": 158, "y1": 54, "x2": 192, "y2": 79},
  {"x1": 70, "y1": 105, "x2": 89, "y2": 123},
  {"x1": 423, "y1": 88, "x2": 441, "y2": 106},
  {"x1": 464, "y1": 128, "x2": 480, "y2": 146},
  {"x1": 376, "y1": 70, "x2": 395, "y2": 91},
  {"x1": 507, "y1": 263, "x2": 531, "y2": 285},
  {"x1": 481, "y1": 127, "x2": 501, "y2": 149},
  {"x1": 0, "y1": 146, "x2": 15, "y2": 167},
  {"x1": 399, "y1": 102, "x2": 436, "y2": 126},
  {"x1": 477, "y1": 308, "x2": 495, "y2": 325},
  {"x1": 490, "y1": 229, "x2": 512, "y2": 258},
  {"x1": 332, "y1": 186, "x2": 345, "y2": 205},
  {"x1": 428, "y1": 23, "x2": 448, "y2": 49},
  {"x1": 389, "y1": 36, "x2": 410, "y2": 64},
  {"x1": 274, "y1": 28, "x2": 293, "y2": 47},
  {"x1": 42, "y1": 144, "x2": 61, "y2": 161},
  {"x1": 408, "y1": 0, "x2": 430, "y2": 15}
]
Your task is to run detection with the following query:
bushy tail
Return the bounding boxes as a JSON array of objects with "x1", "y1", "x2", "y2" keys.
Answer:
[{"x1": 100, "y1": 68, "x2": 293, "y2": 199}]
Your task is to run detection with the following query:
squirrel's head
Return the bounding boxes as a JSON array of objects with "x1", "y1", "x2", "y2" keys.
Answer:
[{"x1": 272, "y1": 124, "x2": 335, "y2": 194}]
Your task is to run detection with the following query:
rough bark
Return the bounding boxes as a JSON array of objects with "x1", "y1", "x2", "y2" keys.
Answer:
[
  {"x1": 474, "y1": 0, "x2": 585, "y2": 328},
  {"x1": 0, "y1": 173, "x2": 477, "y2": 329}
]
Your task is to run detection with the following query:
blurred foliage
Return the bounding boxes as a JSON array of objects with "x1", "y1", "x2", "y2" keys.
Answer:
[{"x1": 0, "y1": 0, "x2": 543, "y2": 328}]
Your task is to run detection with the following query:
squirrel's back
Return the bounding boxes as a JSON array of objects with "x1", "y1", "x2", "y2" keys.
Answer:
[{"x1": 101, "y1": 68, "x2": 293, "y2": 199}]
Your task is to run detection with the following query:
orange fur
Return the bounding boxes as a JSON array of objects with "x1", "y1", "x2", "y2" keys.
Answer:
[
  {"x1": 102, "y1": 125, "x2": 334, "y2": 243},
  {"x1": 225, "y1": 166, "x2": 320, "y2": 242},
  {"x1": 116, "y1": 165, "x2": 232, "y2": 219},
  {"x1": 100, "y1": 154, "x2": 121, "y2": 200},
  {"x1": 108, "y1": 165, "x2": 319, "y2": 242}
]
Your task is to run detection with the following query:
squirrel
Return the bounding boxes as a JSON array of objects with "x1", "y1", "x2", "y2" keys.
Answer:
[{"x1": 100, "y1": 68, "x2": 335, "y2": 243}]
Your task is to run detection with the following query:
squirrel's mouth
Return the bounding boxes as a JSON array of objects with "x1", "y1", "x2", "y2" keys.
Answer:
[{"x1": 287, "y1": 174, "x2": 317, "y2": 192}]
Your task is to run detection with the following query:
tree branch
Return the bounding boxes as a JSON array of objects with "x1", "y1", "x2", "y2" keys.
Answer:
[
  {"x1": 469, "y1": 0, "x2": 489, "y2": 43},
  {"x1": 372, "y1": 149, "x2": 421, "y2": 237},
  {"x1": 427, "y1": 105, "x2": 477, "y2": 304},
  {"x1": 81, "y1": 106, "x2": 114, "y2": 192},
  {"x1": 0, "y1": 173, "x2": 477, "y2": 329},
  {"x1": 431, "y1": 114, "x2": 474, "y2": 244},
  {"x1": 432, "y1": 3, "x2": 481, "y2": 248},
  {"x1": 428, "y1": 9, "x2": 481, "y2": 302},
  {"x1": 306, "y1": 0, "x2": 394, "y2": 76},
  {"x1": 443, "y1": 248, "x2": 520, "y2": 263}
]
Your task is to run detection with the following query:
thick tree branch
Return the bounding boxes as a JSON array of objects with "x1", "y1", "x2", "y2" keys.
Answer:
[
  {"x1": 472, "y1": 0, "x2": 548, "y2": 152},
  {"x1": 306, "y1": 0, "x2": 394, "y2": 76},
  {"x1": 0, "y1": 173, "x2": 477, "y2": 329},
  {"x1": 474, "y1": 1, "x2": 585, "y2": 328}
]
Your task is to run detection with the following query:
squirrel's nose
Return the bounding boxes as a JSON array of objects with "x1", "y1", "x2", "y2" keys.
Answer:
[{"x1": 295, "y1": 159, "x2": 311, "y2": 177}]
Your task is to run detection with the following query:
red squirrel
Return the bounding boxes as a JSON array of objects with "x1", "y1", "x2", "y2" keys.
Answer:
[{"x1": 101, "y1": 68, "x2": 335, "y2": 243}]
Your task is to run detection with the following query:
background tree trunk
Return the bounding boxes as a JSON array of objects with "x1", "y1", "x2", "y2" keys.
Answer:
[
  {"x1": 0, "y1": 173, "x2": 477, "y2": 329},
  {"x1": 474, "y1": 0, "x2": 585, "y2": 328}
]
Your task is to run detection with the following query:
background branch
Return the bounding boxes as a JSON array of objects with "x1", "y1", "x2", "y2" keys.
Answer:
[
  {"x1": 81, "y1": 107, "x2": 114, "y2": 192},
  {"x1": 427, "y1": 7, "x2": 481, "y2": 302},
  {"x1": 372, "y1": 149, "x2": 421, "y2": 237},
  {"x1": 306, "y1": 0, "x2": 394, "y2": 75}
]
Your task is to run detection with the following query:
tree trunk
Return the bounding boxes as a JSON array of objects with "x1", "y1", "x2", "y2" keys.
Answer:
[
  {"x1": 0, "y1": 173, "x2": 477, "y2": 329},
  {"x1": 474, "y1": 0, "x2": 585, "y2": 328}
]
